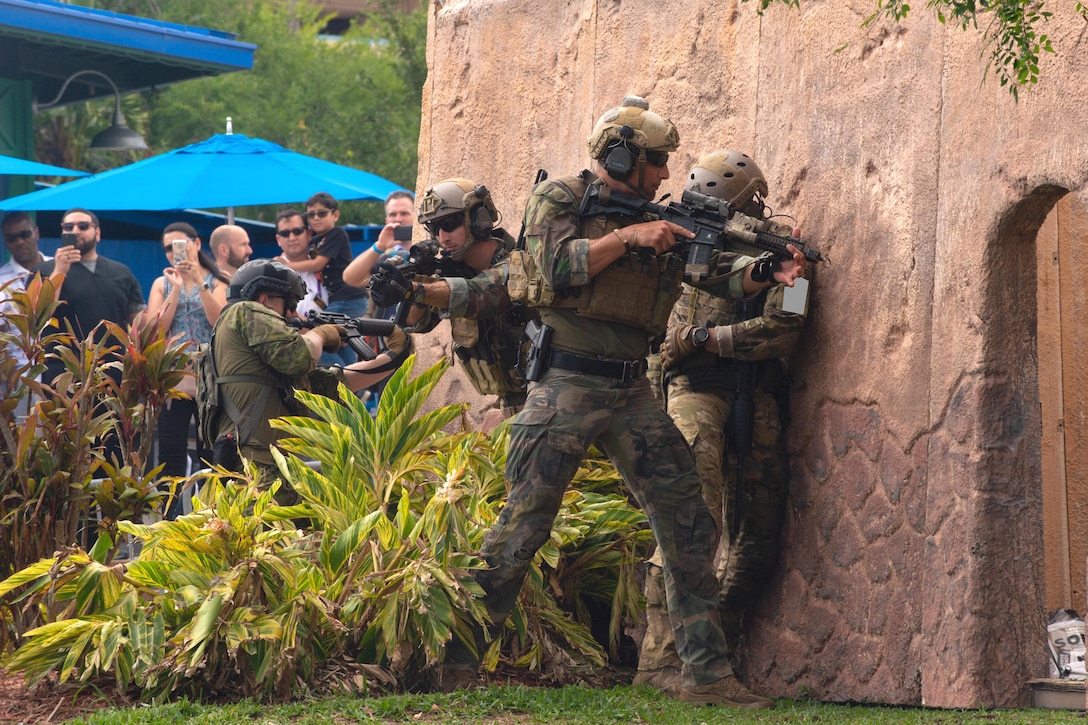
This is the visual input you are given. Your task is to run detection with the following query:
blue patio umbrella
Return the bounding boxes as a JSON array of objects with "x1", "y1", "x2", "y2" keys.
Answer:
[
  {"x1": 0, "y1": 154, "x2": 88, "y2": 177},
  {"x1": 0, "y1": 133, "x2": 404, "y2": 211}
]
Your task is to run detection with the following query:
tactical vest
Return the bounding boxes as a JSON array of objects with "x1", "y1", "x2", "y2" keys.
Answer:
[
  {"x1": 450, "y1": 314, "x2": 527, "y2": 399},
  {"x1": 507, "y1": 173, "x2": 684, "y2": 336}
]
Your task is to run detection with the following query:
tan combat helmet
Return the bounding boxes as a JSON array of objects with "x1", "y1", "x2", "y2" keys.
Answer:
[
  {"x1": 418, "y1": 178, "x2": 500, "y2": 259},
  {"x1": 586, "y1": 96, "x2": 680, "y2": 185},
  {"x1": 686, "y1": 149, "x2": 769, "y2": 214}
]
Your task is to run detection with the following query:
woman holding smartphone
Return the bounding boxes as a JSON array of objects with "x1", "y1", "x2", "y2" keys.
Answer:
[{"x1": 145, "y1": 222, "x2": 230, "y2": 518}]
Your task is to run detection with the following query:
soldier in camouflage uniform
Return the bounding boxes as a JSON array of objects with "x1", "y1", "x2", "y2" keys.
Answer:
[
  {"x1": 368, "y1": 179, "x2": 530, "y2": 413},
  {"x1": 208, "y1": 260, "x2": 412, "y2": 498},
  {"x1": 442, "y1": 97, "x2": 806, "y2": 709},
  {"x1": 636, "y1": 150, "x2": 809, "y2": 691}
]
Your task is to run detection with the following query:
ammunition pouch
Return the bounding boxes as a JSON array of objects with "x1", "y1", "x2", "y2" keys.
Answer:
[{"x1": 451, "y1": 316, "x2": 527, "y2": 397}]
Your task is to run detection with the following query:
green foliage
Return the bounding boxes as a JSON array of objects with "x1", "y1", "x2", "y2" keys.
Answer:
[
  {"x1": 1, "y1": 358, "x2": 650, "y2": 702},
  {"x1": 57, "y1": 0, "x2": 426, "y2": 223},
  {"x1": 49, "y1": 686, "x2": 1088, "y2": 725},
  {"x1": 752, "y1": 0, "x2": 1087, "y2": 98},
  {"x1": 0, "y1": 277, "x2": 193, "y2": 653}
]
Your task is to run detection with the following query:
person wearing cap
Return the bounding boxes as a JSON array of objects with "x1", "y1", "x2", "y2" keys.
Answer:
[
  {"x1": 440, "y1": 97, "x2": 805, "y2": 709},
  {"x1": 636, "y1": 149, "x2": 810, "y2": 694},
  {"x1": 207, "y1": 259, "x2": 412, "y2": 502}
]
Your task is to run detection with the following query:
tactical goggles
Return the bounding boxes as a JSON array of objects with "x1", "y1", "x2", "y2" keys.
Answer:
[
  {"x1": 61, "y1": 221, "x2": 95, "y2": 232},
  {"x1": 643, "y1": 150, "x2": 669, "y2": 168},
  {"x1": 266, "y1": 294, "x2": 299, "y2": 312},
  {"x1": 276, "y1": 227, "x2": 307, "y2": 239},
  {"x1": 425, "y1": 214, "x2": 464, "y2": 236}
]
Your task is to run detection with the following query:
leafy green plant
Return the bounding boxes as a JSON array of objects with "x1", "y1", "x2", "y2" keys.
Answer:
[
  {"x1": 0, "y1": 278, "x2": 192, "y2": 651},
  {"x1": 0, "y1": 356, "x2": 651, "y2": 702}
]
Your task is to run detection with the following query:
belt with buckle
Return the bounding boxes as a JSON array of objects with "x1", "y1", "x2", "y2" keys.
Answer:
[{"x1": 548, "y1": 349, "x2": 646, "y2": 383}]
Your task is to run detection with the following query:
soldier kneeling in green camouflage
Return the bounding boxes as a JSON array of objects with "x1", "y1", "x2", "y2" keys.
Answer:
[
  {"x1": 636, "y1": 150, "x2": 809, "y2": 693},
  {"x1": 203, "y1": 259, "x2": 411, "y2": 502}
]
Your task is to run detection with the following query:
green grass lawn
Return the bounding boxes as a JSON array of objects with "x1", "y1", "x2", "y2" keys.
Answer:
[{"x1": 58, "y1": 684, "x2": 1088, "y2": 724}]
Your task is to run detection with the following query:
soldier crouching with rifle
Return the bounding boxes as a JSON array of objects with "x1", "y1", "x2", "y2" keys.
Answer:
[
  {"x1": 636, "y1": 150, "x2": 810, "y2": 693},
  {"x1": 437, "y1": 96, "x2": 804, "y2": 708},
  {"x1": 203, "y1": 260, "x2": 412, "y2": 504},
  {"x1": 365, "y1": 179, "x2": 531, "y2": 416}
]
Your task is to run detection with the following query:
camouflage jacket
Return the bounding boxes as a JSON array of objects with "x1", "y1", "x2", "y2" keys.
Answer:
[
  {"x1": 211, "y1": 301, "x2": 315, "y2": 467},
  {"x1": 516, "y1": 170, "x2": 753, "y2": 361},
  {"x1": 411, "y1": 233, "x2": 530, "y2": 400}
]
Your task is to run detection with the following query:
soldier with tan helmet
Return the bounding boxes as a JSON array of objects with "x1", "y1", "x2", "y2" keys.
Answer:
[
  {"x1": 636, "y1": 149, "x2": 809, "y2": 692},
  {"x1": 367, "y1": 178, "x2": 530, "y2": 413},
  {"x1": 440, "y1": 96, "x2": 806, "y2": 708}
]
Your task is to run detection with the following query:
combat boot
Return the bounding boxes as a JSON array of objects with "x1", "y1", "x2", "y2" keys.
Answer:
[
  {"x1": 632, "y1": 666, "x2": 682, "y2": 696},
  {"x1": 679, "y1": 674, "x2": 774, "y2": 709}
]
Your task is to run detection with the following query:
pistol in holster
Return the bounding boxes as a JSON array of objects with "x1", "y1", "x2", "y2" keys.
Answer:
[{"x1": 520, "y1": 319, "x2": 554, "y2": 383}]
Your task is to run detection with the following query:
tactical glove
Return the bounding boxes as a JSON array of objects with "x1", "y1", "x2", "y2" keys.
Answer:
[
  {"x1": 311, "y1": 324, "x2": 346, "y2": 352},
  {"x1": 366, "y1": 326, "x2": 414, "y2": 373},
  {"x1": 661, "y1": 325, "x2": 698, "y2": 371},
  {"x1": 368, "y1": 262, "x2": 413, "y2": 308}
]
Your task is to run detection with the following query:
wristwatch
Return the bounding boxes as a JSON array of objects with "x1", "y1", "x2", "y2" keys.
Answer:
[
  {"x1": 410, "y1": 282, "x2": 427, "y2": 305},
  {"x1": 691, "y1": 326, "x2": 710, "y2": 349}
]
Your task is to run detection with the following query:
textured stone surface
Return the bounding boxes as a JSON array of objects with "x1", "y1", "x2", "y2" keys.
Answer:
[{"x1": 416, "y1": 0, "x2": 1088, "y2": 707}]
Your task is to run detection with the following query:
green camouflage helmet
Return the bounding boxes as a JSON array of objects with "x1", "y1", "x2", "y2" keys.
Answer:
[
  {"x1": 418, "y1": 178, "x2": 500, "y2": 255},
  {"x1": 228, "y1": 259, "x2": 306, "y2": 303},
  {"x1": 586, "y1": 95, "x2": 680, "y2": 160},
  {"x1": 686, "y1": 149, "x2": 769, "y2": 210}
]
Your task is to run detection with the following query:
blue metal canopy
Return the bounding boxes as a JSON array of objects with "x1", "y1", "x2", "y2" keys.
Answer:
[{"x1": 0, "y1": 0, "x2": 256, "y2": 105}]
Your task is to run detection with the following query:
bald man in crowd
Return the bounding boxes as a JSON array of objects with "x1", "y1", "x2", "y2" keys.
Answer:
[{"x1": 210, "y1": 225, "x2": 253, "y2": 281}]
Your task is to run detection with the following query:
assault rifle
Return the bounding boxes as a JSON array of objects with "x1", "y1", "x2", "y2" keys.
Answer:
[
  {"x1": 578, "y1": 184, "x2": 828, "y2": 283},
  {"x1": 287, "y1": 310, "x2": 396, "y2": 361},
  {"x1": 371, "y1": 239, "x2": 479, "y2": 325}
]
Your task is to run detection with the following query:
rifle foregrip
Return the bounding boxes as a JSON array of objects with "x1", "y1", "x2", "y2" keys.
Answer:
[
  {"x1": 754, "y1": 230, "x2": 826, "y2": 263},
  {"x1": 349, "y1": 318, "x2": 396, "y2": 336}
]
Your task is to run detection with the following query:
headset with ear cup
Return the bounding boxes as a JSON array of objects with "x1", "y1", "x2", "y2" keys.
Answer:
[
  {"x1": 469, "y1": 185, "x2": 496, "y2": 239},
  {"x1": 602, "y1": 126, "x2": 637, "y2": 180}
]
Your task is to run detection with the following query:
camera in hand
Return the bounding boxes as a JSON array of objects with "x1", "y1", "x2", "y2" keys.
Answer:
[
  {"x1": 60, "y1": 232, "x2": 78, "y2": 246},
  {"x1": 393, "y1": 225, "x2": 413, "y2": 242}
]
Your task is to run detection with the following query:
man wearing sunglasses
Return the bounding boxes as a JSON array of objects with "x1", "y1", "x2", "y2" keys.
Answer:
[
  {"x1": 33, "y1": 208, "x2": 146, "y2": 471},
  {"x1": 367, "y1": 179, "x2": 529, "y2": 418},
  {"x1": 439, "y1": 97, "x2": 805, "y2": 708},
  {"x1": 36, "y1": 207, "x2": 146, "y2": 365},
  {"x1": 1, "y1": 212, "x2": 52, "y2": 415},
  {"x1": 274, "y1": 209, "x2": 326, "y2": 318}
]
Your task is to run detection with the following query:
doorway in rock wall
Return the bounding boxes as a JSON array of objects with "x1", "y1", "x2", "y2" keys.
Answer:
[{"x1": 1039, "y1": 193, "x2": 1088, "y2": 614}]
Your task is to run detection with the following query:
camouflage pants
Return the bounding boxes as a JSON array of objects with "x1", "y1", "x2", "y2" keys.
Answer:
[
  {"x1": 639, "y1": 372, "x2": 789, "y2": 670},
  {"x1": 462, "y1": 367, "x2": 734, "y2": 686}
]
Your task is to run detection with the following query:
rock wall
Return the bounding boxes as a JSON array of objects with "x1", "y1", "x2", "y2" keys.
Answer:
[{"x1": 415, "y1": 0, "x2": 1088, "y2": 707}]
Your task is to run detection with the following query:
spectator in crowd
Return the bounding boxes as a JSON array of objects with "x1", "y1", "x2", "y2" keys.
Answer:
[
  {"x1": 274, "y1": 209, "x2": 327, "y2": 318},
  {"x1": 144, "y1": 222, "x2": 230, "y2": 518},
  {"x1": 210, "y1": 224, "x2": 253, "y2": 280},
  {"x1": 35, "y1": 208, "x2": 146, "y2": 474},
  {"x1": 343, "y1": 189, "x2": 415, "y2": 302},
  {"x1": 278, "y1": 192, "x2": 368, "y2": 366},
  {"x1": 1, "y1": 212, "x2": 51, "y2": 416}
]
